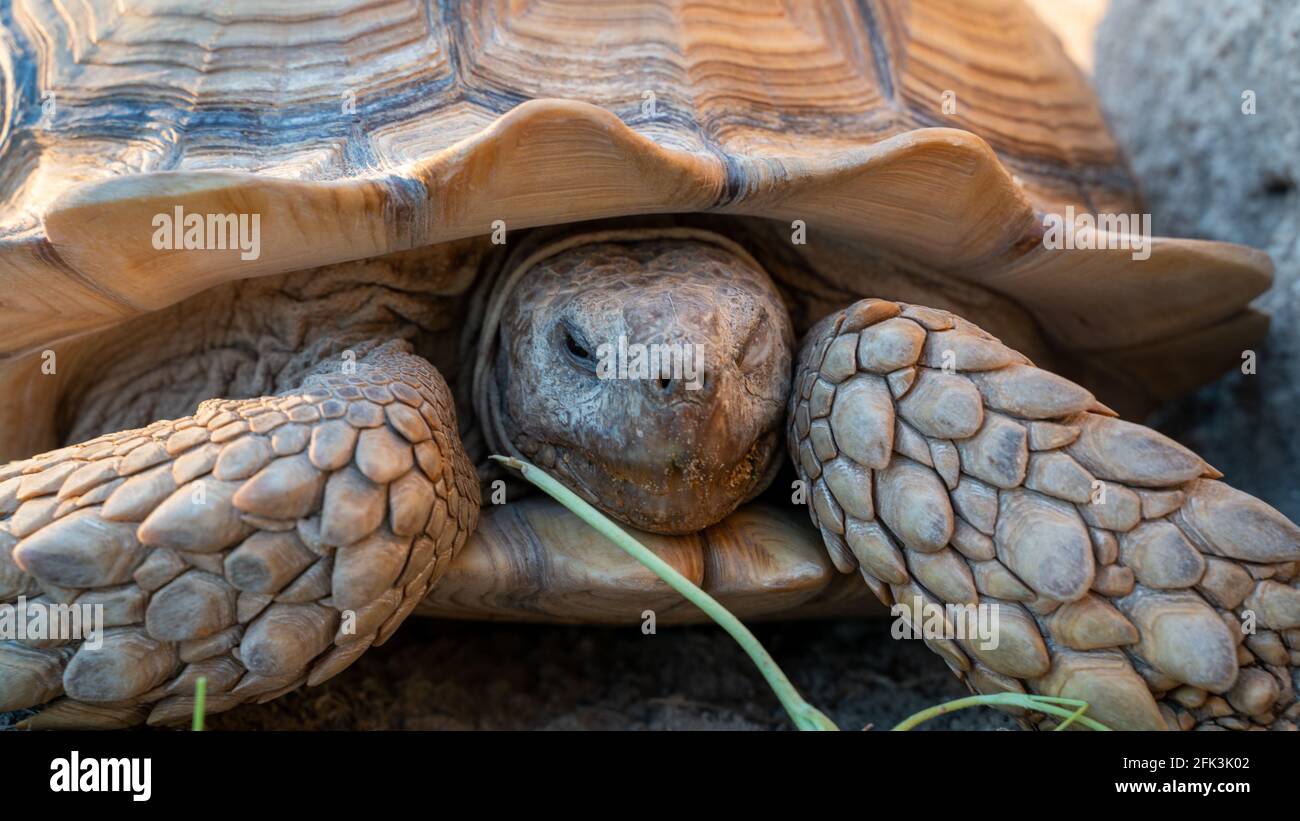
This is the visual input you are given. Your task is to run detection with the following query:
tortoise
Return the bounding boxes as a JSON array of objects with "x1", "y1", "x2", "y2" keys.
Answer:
[{"x1": 0, "y1": 0, "x2": 1296, "y2": 732}]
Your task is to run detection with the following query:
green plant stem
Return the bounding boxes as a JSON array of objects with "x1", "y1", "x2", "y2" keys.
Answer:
[
  {"x1": 192, "y1": 676, "x2": 207, "y2": 731},
  {"x1": 492, "y1": 454, "x2": 838, "y2": 731},
  {"x1": 892, "y1": 693, "x2": 1111, "y2": 731}
]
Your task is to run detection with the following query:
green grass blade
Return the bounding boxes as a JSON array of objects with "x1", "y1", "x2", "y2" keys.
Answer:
[
  {"x1": 192, "y1": 676, "x2": 208, "y2": 731},
  {"x1": 492, "y1": 454, "x2": 838, "y2": 731},
  {"x1": 892, "y1": 693, "x2": 1111, "y2": 731}
]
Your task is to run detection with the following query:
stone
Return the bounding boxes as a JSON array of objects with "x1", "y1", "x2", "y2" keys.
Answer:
[{"x1": 1096, "y1": 0, "x2": 1300, "y2": 521}]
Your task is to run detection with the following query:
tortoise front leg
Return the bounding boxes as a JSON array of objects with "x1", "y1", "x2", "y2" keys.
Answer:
[
  {"x1": 790, "y1": 299, "x2": 1299, "y2": 731},
  {"x1": 0, "y1": 341, "x2": 479, "y2": 727}
]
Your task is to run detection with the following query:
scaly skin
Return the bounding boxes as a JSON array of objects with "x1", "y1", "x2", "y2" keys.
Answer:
[
  {"x1": 789, "y1": 299, "x2": 1300, "y2": 730},
  {"x1": 2, "y1": 239, "x2": 1295, "y2": 731},
  {"x1": 0, "y1": 342, "x2": 479, "y2": 727}
]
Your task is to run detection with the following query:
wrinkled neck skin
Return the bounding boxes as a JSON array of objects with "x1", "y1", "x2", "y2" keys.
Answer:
[
  {"x1": 52, "y1": 226, "x2": 796, "y2": 537},
  {"x1": 485, "y1": 232, "x2": 794, "y2": 535},
  {"x1": 52, "y1": 242, "x2": 486, "y2": 449}
]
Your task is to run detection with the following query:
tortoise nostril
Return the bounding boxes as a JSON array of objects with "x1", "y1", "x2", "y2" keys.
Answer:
[
  {"x1": 652, "y1": 370, "x2": 708, "y2": 397},
  {"x1": 1262, "y1": 175, "x2": 1294, "y2": 197}
]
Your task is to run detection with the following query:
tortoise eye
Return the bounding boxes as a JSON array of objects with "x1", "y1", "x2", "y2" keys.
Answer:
[
  {"x1": 560, "y1": 323, "x2": 597, "y2": 372},
  {"x1": 737, "y1": 310, "x2": 775, "y2": 372}
]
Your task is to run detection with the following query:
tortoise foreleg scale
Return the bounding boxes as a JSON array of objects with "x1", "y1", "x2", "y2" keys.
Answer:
[
  {"x1": 0, "y1": 341, "x2": 479, "y2": 727},
  {"x1": 790, "y1": 299, "x2": 1300, "y2": 731}
]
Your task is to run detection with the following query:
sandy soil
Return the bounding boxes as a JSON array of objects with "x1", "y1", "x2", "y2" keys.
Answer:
[{"x1": 203, "y1": 617, "x2": 1014, "y2": 731}]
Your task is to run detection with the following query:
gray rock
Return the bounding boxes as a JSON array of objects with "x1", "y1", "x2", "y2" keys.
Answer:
[{"x1": 1095, "y1": 0, "x2": 1300, "y2": 520}]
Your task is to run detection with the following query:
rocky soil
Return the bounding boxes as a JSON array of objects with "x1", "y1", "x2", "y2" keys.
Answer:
[
  {"x1": 1096, "y1": 0, "x2": 1300, "y2": 522},
  {"x1": 207, "y1": 617, "x2": 1016, "y2": 731}
]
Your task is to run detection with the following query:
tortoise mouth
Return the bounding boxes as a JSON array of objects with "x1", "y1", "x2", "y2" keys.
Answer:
[{"x1": 514, "y1": 427, "x2": 785, "y2": 536}]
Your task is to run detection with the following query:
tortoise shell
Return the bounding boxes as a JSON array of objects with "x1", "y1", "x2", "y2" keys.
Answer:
[{"x1": 0, "y1": 0, "x2": 1271, "y2": 454}]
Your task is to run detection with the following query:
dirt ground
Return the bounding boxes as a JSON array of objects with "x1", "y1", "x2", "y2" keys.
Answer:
[
  {"x1": 203, "y1": 616, "x2": 1014, "y2": 731},
  {"x1": 0, "y1": 615, "x2": 1015, "y2": 731}
]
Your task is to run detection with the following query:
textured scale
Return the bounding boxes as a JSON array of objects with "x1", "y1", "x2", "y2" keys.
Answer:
[
  {"x1": 0, "y1": 342, "x2": 479, "y2": 727},
  {"x1": 789, "y1": 300, "x2": 1300, "y2": 731}
]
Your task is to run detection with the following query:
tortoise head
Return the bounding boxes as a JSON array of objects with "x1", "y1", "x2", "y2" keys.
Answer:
[{"x1": 488, "y1": 234, "x2": 794, "y2": 534}]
